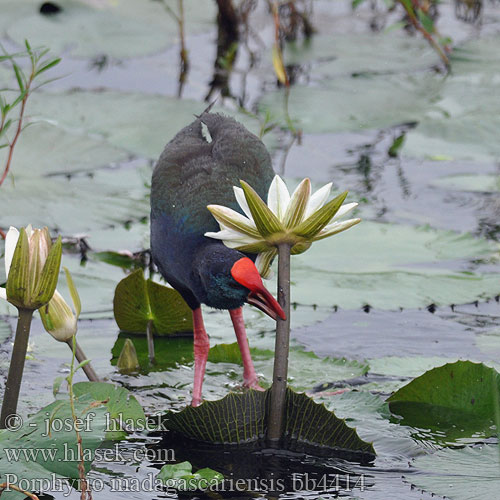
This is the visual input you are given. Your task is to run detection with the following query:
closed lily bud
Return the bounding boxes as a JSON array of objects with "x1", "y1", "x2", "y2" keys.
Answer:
[
  {"x1": 39, "y1": 267, "x2": 81, "y2": 342},
  {"x1": 2, "y1": 225, "x2": 62, "y2": 310}
]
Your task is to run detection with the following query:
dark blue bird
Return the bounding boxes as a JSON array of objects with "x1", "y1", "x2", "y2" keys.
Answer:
[{"x1": 150, "y1": 112, "x2": 285, "y2": 406}]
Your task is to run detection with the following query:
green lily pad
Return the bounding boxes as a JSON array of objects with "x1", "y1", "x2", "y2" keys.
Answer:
[
  {"x1": 6, "y1": 0, "x2": 215, "y2": 59},
  {"x1": 113, "y1": 269, "x2": 193, "y2": 335},
  {"x1": 387, "y1": 361, "x2": 500, "y2": 441},
  {"x1": 164, "y1": 388, "x2": 376, "y2": 461},
  {"x1": 410, "y1": 445, "x2": 500, "y2": 500},
  {"x1": 0, "y1": 319, "x2": 10, "y2": 345},
  {"x1": 431, "y1": 174, "x2": 500, "y2": 193},
  {"x1": 403, "y1": 37, "x2": 500, "y2": 162},
  {"x1": 288, "y1": 221, "x2": 500, "y2": 309},
  {"x1": 157, "y1": 461, "x2": 224, "y2": 491},
  {"x1": 28, "y1": 91, "x2": 277, "y2": 158},
  {"x1": 476, "y1": 328, "x2": 500, "y2": 357},
  {"x1": 258, "y1": 74, "x2": 441, "y2": 134},
  {"x1": 112, "y1": 334, "x2": 194, "y2": 372},
  {"x1": 207, "y1": 342, "x2": 368, "y2": 391},
  {"x1": 284, "y1": 33, "x2": 437, "y2": 77},
  {"x1": 0, "y1": 122, "x2": 130, "y2": 178},
  {"x1": 73, "y1": 381, "x2": 145, "y2": 438},
  {"x1": 0, "y1": 397, "x2": 108, "y2": 499}
]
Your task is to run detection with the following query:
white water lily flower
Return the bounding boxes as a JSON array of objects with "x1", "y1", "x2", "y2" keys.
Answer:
[
  {"x1": 205, "y1": 176, "x2": 361, "y2": 278},
  {"x1": 0, "y1": 226, "x2": 20, "y2": 301}
]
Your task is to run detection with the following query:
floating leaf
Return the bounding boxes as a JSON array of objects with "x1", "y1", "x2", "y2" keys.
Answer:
[
  {"x1": 112, "y1": 334, "x2": 194, "y2": 372},
  {"x1": 157, "y1": 461, "x2": 224, "y2": 491},
  {"x1": 113, "y1": 270, "x2": 193, "y2": 335},
  {"x1": 0, "y1": 398, "x2": 108, "y2": 500},
  {"x1": 73, "y1": 381, "x2": 145, "y2": 439},
  {"x1": 164, "y1": 388, "x2": 375, "y2": 462},
  {"x1": 387, "y1": 361, "x2": 500, "y2": 441},
  {"x1": 411, "y1": 445, "x2": 500, "y2": 500}
]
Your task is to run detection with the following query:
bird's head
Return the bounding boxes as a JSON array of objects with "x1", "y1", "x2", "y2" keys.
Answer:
[{"x1": 196, "y1": 246, "x2": 285, "y2": 320}]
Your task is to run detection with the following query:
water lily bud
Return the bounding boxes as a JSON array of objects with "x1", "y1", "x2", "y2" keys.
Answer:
[
  {"x1": 39, "y1": 267, "x2": 81, "y2": 342},
  {"x1": 39, "y1": 291, "x2": 77, "y2": 342},
  {"x1": 5, "y1": 226, "x2": 62, "y2": 310},
  {"x1": 117, "y1": 338, "x2": 140, "y2": 373}
]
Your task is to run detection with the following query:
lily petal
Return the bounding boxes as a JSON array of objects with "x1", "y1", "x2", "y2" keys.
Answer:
[
  {"x1": 4, "y1": 226, "x2": 20, "y2": 278},
  {"x1": 233, "y1": 187, "x2": 254, "y2": 222},
  {"x1": 207, "y1": 205, "x2": 260, "y2": 238},
  {"x1": 283, "y1": 178, "x2": 311, "y2": 228},
  {"x1": 332, "y1": 202, "x2": 358, "y2": 221},
  {"x1": 255, "y1": 249, "x2": 277, "y2": 279},
  {"x1": 267, "y1": 175, "x2": 290, "y2": 220},
  {"x1": 314, "y1": 218, "x2": 361, "y2": 241},
  {"x1": 304, "y1": 182, "x2": 332, "y2": 219},
  {"x1": 0, "y1": 287, "x2": 6, "y2": 301},
  {"x1": 204, "y1": 229, "x2": 258, "y2": 245}
]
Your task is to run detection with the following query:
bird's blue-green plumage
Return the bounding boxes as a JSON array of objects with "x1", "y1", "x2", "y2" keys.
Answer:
[{"x1": 150, "y1": 112, "x2": 274, "y2": 310}]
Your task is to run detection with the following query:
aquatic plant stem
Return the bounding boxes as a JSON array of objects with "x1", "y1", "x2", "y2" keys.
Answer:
[
  {"x1": 65, "y1": 338, "x2": 99, "y2": 382},
  {"x1": 146, "y1": 319, "x2": 156, "y2": 364},
  {"x1": 68, "y1": 336, "x2": 92, "y2": 500},
  {"x1": 0, "y1": 308, "x2": 34, "y2": 429},
  {"x1": 268, "y1": 242, "x2": 291, "y2": 445},
  {"x1": 397, "y1": 0, "x2": 449, "y2": 69}
]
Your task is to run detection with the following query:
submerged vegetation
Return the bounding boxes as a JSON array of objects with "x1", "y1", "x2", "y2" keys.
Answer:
[{"x1": 0, "y1": 0, "x2": 500, "y2": 499}]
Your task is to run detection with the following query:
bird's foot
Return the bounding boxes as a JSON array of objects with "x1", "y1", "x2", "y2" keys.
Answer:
[
  {"x1": 243, "y1": 377, "x2": 265, "y2": 391},
  {"x1": 191, "y1": 396, "x2": 202, "y2": 407}
]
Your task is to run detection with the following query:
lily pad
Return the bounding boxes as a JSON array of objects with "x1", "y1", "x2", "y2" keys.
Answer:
[
  {"x1": 164, "y1": 388, "x2": 376, "y2": 462},
  {"x1": 0, "y1": 397, "x2": 108, "y2": 499},
  {"x1": 28, "y1": 90, "x2": 277, "y2": 158},
  {"x1": 73, "y1": 381, "x2": 146, "y2": 438},
  {"x1": 113, "y1": 269, "x2": 193, "y2": 335},
  {"x1": 289, "y1": 221, "x2": 500, "y2": 309},
  {"x1": 0, "y1": 318, "x2": 10, "y2": 345},
  {"x1": 258, "y1": 75, "x2": 441, "y2": 134},
  {"x1": 207, "y1": 342, "x2": 368, "y2": 391},
  {"x1": 403, "y1": 37, "x2": 500, "y2": 162},
  {"x1": 6, "y1": 0, "x2": 216, "y2": 59},
  {"x1": 410, "y1": 445, "x2": 500, "y2": 500},
  {"x1": 387, "y1": 361, "x2": 500, "y2": 440},
  {"x1": 431, "y1": 174, "x2": 500, "y2": 193},
  {"x1": 112, "y1": 334, "x2": 194, "y2": 372},
  {"x1": 157, "y1": 461, "x2": 224, "y2": 491},
  {"x1": 0, "y1": 122, "x2": 130, "y2": 178},
  {"x1": 284, "y1": 33, "x2": 438, "y2": 77}
]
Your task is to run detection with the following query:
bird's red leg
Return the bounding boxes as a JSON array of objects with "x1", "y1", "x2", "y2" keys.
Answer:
[
  {"x1": 229, "y1": 307, "x2": 264, "y2": 391},
  {"x1": 192, "y1": 307, "x2": 210, "y2": 406}
]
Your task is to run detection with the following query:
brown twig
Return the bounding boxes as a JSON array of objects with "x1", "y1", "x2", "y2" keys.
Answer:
[{"x1": 0, "y1": 482, "x2": 40, "y2": 499}]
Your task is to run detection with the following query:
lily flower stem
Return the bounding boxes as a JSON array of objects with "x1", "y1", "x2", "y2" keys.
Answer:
[
  {"x1": 65, "y1": 339, "x2": 99, "y2": 383},
  {"x1": 146, "y1": 319, "x2": 156, "y2": 365},
  {"x1": 0, "y1": 308, "x2": 34, "y2": 429},
  {"x1": 268, "y1": 242, "x2": 292, "y2": 446}
]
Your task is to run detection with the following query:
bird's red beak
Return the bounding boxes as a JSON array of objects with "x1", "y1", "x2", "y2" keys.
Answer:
[{"x1": 231, "y1": 257, "x2": 286, "y2": 321}]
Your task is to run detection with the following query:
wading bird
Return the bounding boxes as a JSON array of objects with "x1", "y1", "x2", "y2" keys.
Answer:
[{"x1": 150, "y1": 112, "x2": 285, "y2": 406}]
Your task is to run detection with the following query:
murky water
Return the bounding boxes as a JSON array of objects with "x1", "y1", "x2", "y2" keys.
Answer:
[{"x1": 1, "y1": 0, "x2": 500, "y2": 498}]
